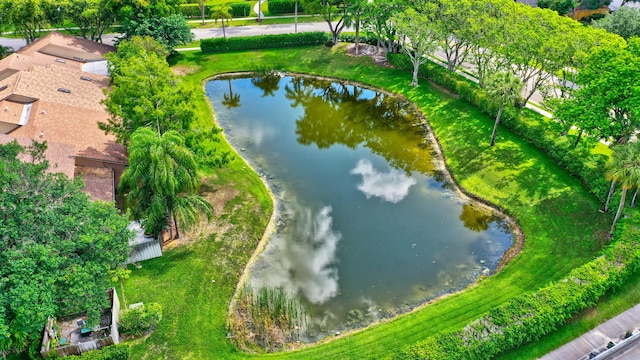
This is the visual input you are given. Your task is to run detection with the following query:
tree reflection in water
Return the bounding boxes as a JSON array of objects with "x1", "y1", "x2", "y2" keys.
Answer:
[{"x1": 285, "y1": 77, "x2": 435, "y2": 175}]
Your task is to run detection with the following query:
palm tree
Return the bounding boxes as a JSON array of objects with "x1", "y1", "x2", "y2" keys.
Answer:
[
  {"x1": 212, "y1": 5, "x2": 232, "y2": 38},
  {"x1": 120, "y1": 127, "x2": 213, "y2": 240},
  {"x1": 485, "y1": 70, "x2": 524, "y2": 146},
  {"x1": 606, "y1": 143, "x2": 640, "y2": 236}
]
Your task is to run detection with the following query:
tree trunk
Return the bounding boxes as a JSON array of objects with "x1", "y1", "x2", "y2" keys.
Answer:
[
  {"x1": 222, "y1": 18, "x2": 226, "y2": 38},
  {"x1": 632, "y1": 188, "x2": 639, "y2": 207},
  {"x1": 173, "y1": 211, "x2": 181, "y2": 239},
  {"x1": 574, "y1": 129, "x2": 583, "y2": 147},
  {"x1": 605, "y1": 180, "x2": 616, "y2": 212},
  {"x1": 610, "y1": 188, "x2": 627, "y2": 236},
  {"x1": 490, "y1": 102, "x2": 504, "y2": 146},
  {"x1": 411, "y1": 60, "x2": 419, "y2": 87},
  {"x1": 355, "y1": 18, "x2": 360, "y2": 56},
  {"x1": 201, "y1": 0, "x2": 205, "y2": 25},
  {"x1": 294, "y1": 1, "x2": 298, "y2": 33}
]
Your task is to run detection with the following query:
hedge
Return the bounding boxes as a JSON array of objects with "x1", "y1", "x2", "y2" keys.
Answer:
[
  {"x1": 337, "y1": 32, "x2": 379, "y2": 46},
  {"x1": 386, "y1": 52, "x2": 610, "y2": 202},
  {"x1": 267, "y1": 0, "x2": 304, "y2": 14},
  {"x1": 229, "y1": 3, "x2": 251, "y2": 17},
  {"x1": 180, "y1": 4, "x2": 211, "y2": 19},
  {"x1": 200, "y1": 32, "x2": 329, "y2": 53},
  {"x1": 66, "y1": 345, "x2": 130, "y2": 360},
  {"x1": 398, "y1": 210, "x2": 640, "y2": 359}
]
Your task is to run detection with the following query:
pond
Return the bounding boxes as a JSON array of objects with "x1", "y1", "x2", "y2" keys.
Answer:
[{"x1": 205, "y1": 74, "x2": 514, "y2": 341}]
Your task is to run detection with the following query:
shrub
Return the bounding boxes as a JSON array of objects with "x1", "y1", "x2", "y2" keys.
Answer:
[
  {"x1": 230, "y1": 2, "x2": 251, "y2": 17},
  {"x1": 180, "y1": 4, "x2": 210, "y2": 19},
  {"x1": 200, "y1": 32, "x2": 329, "y2": 53},
  {"x1": 386, "y1": 52, "x2": 610, "y2": 202},
  {"x1": 267, "y1": 0, "x2": 304, "y2": 15},
  {"x1": 118, "y1": 303, "x2": 162, "y2": 337},
  {"x1": 337, "y1": 32, "x2": 379, "y2": 46},
  {"x1": 65, "y1": 345, "x2": 130, "y2": 360}
]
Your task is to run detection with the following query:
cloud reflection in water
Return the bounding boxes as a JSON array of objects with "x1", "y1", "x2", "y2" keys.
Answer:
[
  {"x1": 350, "y1": 159, "x2": 416, "y2": 203},
  {"x1": 251, "y1": 206, "x2": 342, "y2": 304}
]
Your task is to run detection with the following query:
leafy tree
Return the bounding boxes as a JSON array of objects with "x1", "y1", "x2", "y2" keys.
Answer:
[
  {"x1": 101, "y1": 37, "x2": 196, "y2": 145},
  {"x1": 361, "y1": 0, "x2": 406, "y2": 53},
  {"x1": 303, "y1": 0, "x2": 349, "y2": 44},
  {"x1": 606, "y1": 143, "x2": 640, "y2": 235},
  {"x1": 0, "y1": 141, "x2": 132, "y2": 353},
  {"x1": 117, "y1": 0, "x2": 182, "y2": 21},
  {"x1": 538, "y1": 0, "x2": 577, "y2": 15},
  {"x1": 60, "y1": 0, "x2": 120, "y2": 42},
  {"x1": 117, "y1": 14, "x2": 194, "y2": 51},
  {"x1": 392, "y1": 6, "x2": 438, "y2": 87},
  {"x1": 594, "y1": 6, "x2": 640, "y2": 40},
  {"x1": 1, "y1": 0, "x2": 49, "y2": 44},
  {"x1": 427, "y1": 0, "x2": 471, "y2": 71},
  {"x1": 345, "y1": 0, "x2": 364, "y2": 55},
  {"x1": 120, "y1": 127, "x2": 213, "y2": 238},
  {"x1": 580, "y1": 0, "x2": 611, "y2": 10},
  {"x1": 211, "y1": 5, "x2": 232, "y2": 39},
  {"x1": 555, "y1": 39, "x2": 640, "y2": 146},
  {"x1": 0, "y1": 45, "x2": 11, "y2": 59},
  {"x1": 485, "y1": 70, "x2": 524, "y2": 146}
]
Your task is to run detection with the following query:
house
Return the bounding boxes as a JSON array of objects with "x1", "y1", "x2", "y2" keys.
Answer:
[
  {"x1": 40, "y1": 288, "x2": 121, "y2": 358},
  {"x1": 0, "y1": 32, "x2": 126, "y2": 202}
]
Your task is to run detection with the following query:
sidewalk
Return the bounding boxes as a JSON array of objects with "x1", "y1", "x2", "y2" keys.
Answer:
[{"x1": 541, "y1": 303, "x2": 640, "y2": 360}]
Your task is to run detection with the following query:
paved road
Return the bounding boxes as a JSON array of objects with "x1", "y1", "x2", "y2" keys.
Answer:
[{"x1": 541, "y1": 303, "x2": 640, "y2": 360}]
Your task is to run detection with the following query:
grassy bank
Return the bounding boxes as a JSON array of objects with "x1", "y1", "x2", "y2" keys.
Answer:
[{"x1": 122, "y1": 45, "x2": 622, "y2": 359}]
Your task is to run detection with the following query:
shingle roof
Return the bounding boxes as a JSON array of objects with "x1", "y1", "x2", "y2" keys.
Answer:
[{"x1": 0, "y1": 133, "x2": 76, "y2": 179}]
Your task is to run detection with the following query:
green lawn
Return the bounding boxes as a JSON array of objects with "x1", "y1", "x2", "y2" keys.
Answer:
[{"x1": 121, "y1": 45, "x2": 627, "y2": 359}]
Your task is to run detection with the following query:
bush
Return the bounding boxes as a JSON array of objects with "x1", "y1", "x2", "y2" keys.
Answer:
[
  {"x1": 386, "y1": 52, "x2": 610, "y2": 202},
  {"x1": 201, "y1": 32, "x2": 329, "y2": 53},
  {"x1": 337, "y1": 32, "x2": 378, "y2": 46},
  {"x1": 230, "y1": 2, "x2": 251, "y2": 17},
  {"x1": 180, "y1": 4, "x2": 210, "y2": 19},
  {"x1": 267, "y1": 0, "x2": 304, "y2": 14},
  {"x1": 398, "y1": 210, "x2": 640, "y2": 359},
  {"x1": 66, "y1": 345, "x2": 130, "y2": 360},
  {"x1": 118, "y1": 303, "x2": 162, "y2": 337}
]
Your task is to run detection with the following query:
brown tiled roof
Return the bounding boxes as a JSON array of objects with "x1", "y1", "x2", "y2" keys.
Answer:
[
  {"x1": 11, "y1": 65, "x2": 110, "y2": 112},
  {"x1": 10, "y1": 99, "x2": 127, "y2": 164},
  {"x1": 0, "y1": 100, "x2": 27, "y2": 125},
  {"x1": 17, "y1": 32, "x2": 116, "y2": 62},
  {"x1": 75, "y1": 165, "x2": 114, "y2": 202},
  {"x1": 0, "y1": 133, "x2": 76, "y2": 179}
]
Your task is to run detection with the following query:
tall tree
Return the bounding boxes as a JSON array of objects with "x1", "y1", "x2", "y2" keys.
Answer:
[
  {"x1": 555, "y1": 39, "x2": 640, "y2": 146},
  {"x1": 117, "y1": 13, "x2": 194, "y2": 51},
  {"x1": 427, "y1": 0, "x2": 471, "y2": 71},
  {"x1": 393, "y1": 6, "x2": 438, "y2": 87},
  {"x1": 593, "y1": 6, "x2": 640, "y2": 40},
  {"x1": 361, "y1": 0, "x2": 406, "y2": 53},
  {"x1": 1, "y1": 0, "x2": 49, "y2": 44},
  {"x1": 303, "y1": 0, "x2": 349, "y2": 45},
  {"x1": 61, "y1": 0, "x2": 120, "y2": 42},
  {"x1": 101, "y1": 37, "x2": 196, "y2": 145},
  {"x1": 0, "y1": 141, "x2": 132, "y2": 353},
  {"x1": 485, "y1": 70, "x2": 524, "y2": 146},
  {"x1": 606, "y1": 143, "x2": 640, "y2": 235},
  {"x1": 120, "y1": 127, "x2": 213, "y2": 238}
]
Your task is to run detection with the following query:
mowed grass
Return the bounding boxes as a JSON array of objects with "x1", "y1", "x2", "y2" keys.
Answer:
[{"x1": 123, "y1": 45, "x2": 622, "y2": 359}]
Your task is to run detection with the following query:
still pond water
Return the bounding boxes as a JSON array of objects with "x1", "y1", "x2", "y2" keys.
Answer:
[{"x1": 205, "y1": 75, "x2": 513, "y2": 341}]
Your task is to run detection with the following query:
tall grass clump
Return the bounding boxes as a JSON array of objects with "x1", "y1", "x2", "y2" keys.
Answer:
[{"x1": 229, "y1": 286, "x2": 309, "y2": 352}]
